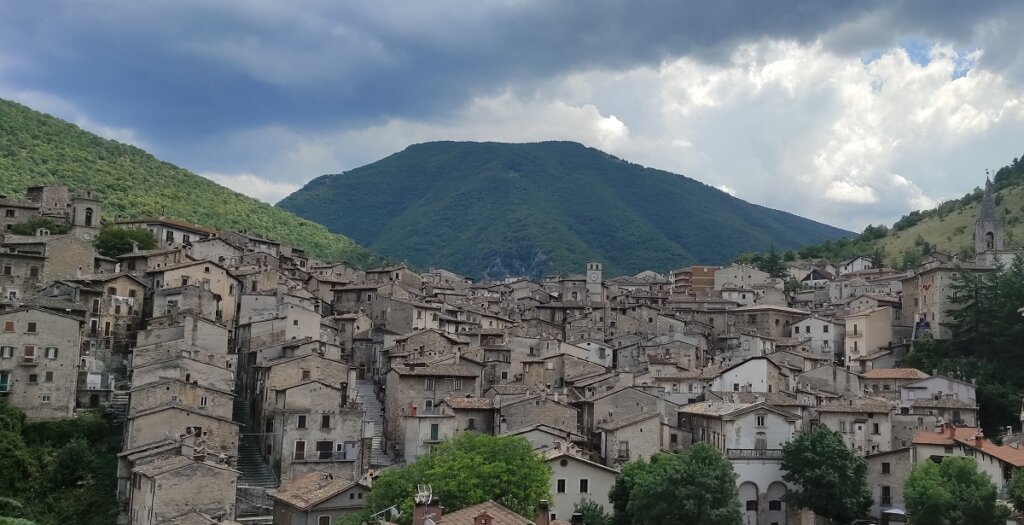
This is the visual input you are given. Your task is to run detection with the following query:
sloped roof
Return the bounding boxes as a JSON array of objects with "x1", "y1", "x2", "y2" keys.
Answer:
[
  {"x1": 442, "y1": 397, "x2": 494, "y2": 410},
  {"x1": 861, "y1": 368, "x2": 929, "y2": 380},
  {"x1": 440, "y1": 501, "x2": 533, "y2": 525},
  {"x1": 391, "y1": 363, "x2": 480, "y2": 377},
  {"x1": 816, "y1": 397, "x2": 893, "y2": 414},
  {"x1": 269, "y1": 471, "x2": 365, "y2": 510},
  {"x1": 913, "y1": 426, "x2": 1024, "y2": 467}
]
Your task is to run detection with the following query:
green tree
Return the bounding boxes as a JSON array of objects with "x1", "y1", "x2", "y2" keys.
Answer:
[
  {"x1": 92, "y1": 227, "x2": 157, "y2": 258},
  {"x1": 574, "y1": 498, "x2": 611, "y2": 525},
  {"x1": 904, "y1": 457, "x2": 1009, "y2": 525},
  {"x1": 8, "y1": 217, "x2": 70, "y2": 236},
  {"x1": 609, "y1": 444, "x2": 741, "y2": 525},
  {"x1": 361, "y1": 433, "x2": 549, "y2": 525},
  {"x1": 757, "y1": 246, "x2": 789, "y2": 279},
  {"x1": 781, "y1": 426, "x2": 871, "y2": 524},
  {"x1": 1008, "y1": 468, "x2": 1024, "y2": 514}
]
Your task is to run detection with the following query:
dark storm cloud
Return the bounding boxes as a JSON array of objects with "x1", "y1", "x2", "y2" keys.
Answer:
[{"x1": 3, "y1": 0, "x2": 1014, "y2": 146}]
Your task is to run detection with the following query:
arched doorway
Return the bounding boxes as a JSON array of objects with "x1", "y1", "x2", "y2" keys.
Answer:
[
  {"x1": 766, "y1": 482, "x2": 787, "y2": 525},
  {"x1": 739, "y1": 481, "x2": 759, "y2": 525}
]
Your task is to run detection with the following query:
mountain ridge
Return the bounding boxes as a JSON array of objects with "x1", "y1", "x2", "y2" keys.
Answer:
[
  {"x1": 0, "y1": 98, "x2": 381, "y2": 267},
  {"x1": 279, "y1": 140, "x2": 852, "y2": 277}
]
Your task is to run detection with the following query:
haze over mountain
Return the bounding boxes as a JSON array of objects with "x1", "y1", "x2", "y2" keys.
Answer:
[
  {"x1": 278, "y1": 141, "x2": 851, "y2": 277},
  {"x1": 0, "y1": 98, "x2": 379, "y2": 267}
]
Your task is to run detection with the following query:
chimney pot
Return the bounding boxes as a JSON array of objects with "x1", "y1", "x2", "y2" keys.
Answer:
[{"x1": 536, "y1": 500, "x2": 551, "y2": 525}]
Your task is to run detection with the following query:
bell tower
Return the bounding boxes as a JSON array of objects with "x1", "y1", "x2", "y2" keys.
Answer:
[
  {"x1": 70, "y1": 188, "x2": 102, "y2": 241},
  {"x1": 586, "y1": 261, "x2": 603, "y2": 303},
  {"x1": 974, "y1": 177, "x2": 1003, "y2": 255}
]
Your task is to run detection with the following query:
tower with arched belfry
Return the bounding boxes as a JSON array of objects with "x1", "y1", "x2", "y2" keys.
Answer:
[{"x1": 974, "y1": 178, "x2": 1003, "y2": 255}]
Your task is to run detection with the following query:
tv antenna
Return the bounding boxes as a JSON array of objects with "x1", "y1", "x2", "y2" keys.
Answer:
[{"x1": 414, "y1": 484, "x2": 433, "y2": 505}]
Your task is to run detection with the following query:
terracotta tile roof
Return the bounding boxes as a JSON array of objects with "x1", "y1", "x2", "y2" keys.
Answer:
[
  {"x1": 861, "y1": 368, "x2": 929, "y2": 380},
  {"x1": 913, "y1": 426, "x2": 1024, "y2": 467},
  {"x1": 440, "y1": 501, "x2": 533, "y2": 525},
  {"x1": 269, "y1": 471, "x2": 363, "y2": 510},
  {"x1": 815, "y1": 397, "x2": 893, "y2": 414}
]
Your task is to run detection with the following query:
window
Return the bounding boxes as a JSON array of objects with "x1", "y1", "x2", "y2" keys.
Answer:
[
  {"x1": 199, "y1": 396, "x2": 209, "y2": 408},
  {"x1": 26, "y1": 322, "x2": 37, "y2": 333},
  {"x1": 872, "y1": 423, "x2": 880, "y2": 435},
  {"x1": 0, "y1": 371, "x2": 9, "y2": 391},
  {"x1": 40, "y1": 394, "x2": 51, "y2": 403},
  {"x1": 823, "y1": 325, "x2": 829, "y2": 333},
  {"x1": 128, "y1": 289, "x2": 137, "y2": 298},
  {"x1": 2, "y1": 321, "x2": 12, "y2": 332},
  {"x1": 318, "y1": 517, "x2": 332, "y2": 525},
  {"x1": 27, "y1": 374, "x2": 38, "y2": 384},
  {"x1": 746, "y1": 500, "x2": 757, "y2": 511},
  {"x1": 756, "y1": 415, "x2": 766, "y2": 427},
  {"x1": 618, "y1": 440, "x2": 630, "y2": 459},
  {"x1": 944, "y1": 446, "x2": 954, "y2": 454},
  {"x1": 29, "y1": 266, "x2": 39, "y2": 279},
  {"x1": 0, "y1": 346, "x2": 12, "y2": 358},
  {"x1": 768, "y1": 500, "x2": 782, "y2": 511},
  {"x1": 316, "y1": 441, "x2": 333, "y2": 460},
  {"x1": 429, "y1": 423, "x2": 439, "y2": 441},
  {"x1": 425, "y1": 378, "x2": 434, "y2": 390},
  {"x1": 301, "y1": 370, "x2": 311, "y2": 380},
  {"x1": 882, "y1": 462, "x2": 891, "y2": 475},
  {"x1": 451, "y1": 378, "x2": 463, "y2": 391},
  {"x1": 44, "y1": 371, "x2": 53, "y2": 382},
  {"x1": 556, "y1": 479, "x2": 566, "y2": 494},
  {"x1": 733, "y1": 383, "x2": 740, "y2": 392},
  {"x1": 104, "y1": 322, "x2": 111, "y2": 336},
  {"x1": 45, "y1": 347, "x2": 58, "y2": 359},
  {"x1": 501, "y1": 371, "x2": 508, "y2": 380},
  {"x1": 293, "y1": 440, "x2": 306, "y2": 460},
  {"x1": 881, "y1": 485, "x2": 892, "y2": 506},
  {"x1": 755, "y1": 432, "x2": 767, "y2": 450},
  {"x1": 165, "y1": 230, "x2": 174, "y2": 243},
  {"x1": 3, "y1": 210, "x2": 12, "y2": 218},
  {"x1": 23, "y1": 345, "x2": 35, "y2": 359},
  {"x1": 467, "y1": 418, "x2": 476, "y2": 430},
  {"x1": 579, "y1": 479, "x2": 589, "y2": 494},
  {"x1": 297, "y1": 415, "x2": 307, "y2": 429},
  {"x1": 321, "y1": 415, "x2": 331, "y2": 429},
  {"x1": 838, "y1": 421, "x2": 847, "y2": 433}
]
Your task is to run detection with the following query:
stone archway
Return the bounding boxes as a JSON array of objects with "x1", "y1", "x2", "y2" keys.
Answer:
[
  {"x1": 739, "y1": 481, "x2": 759, "y2": 525},
  {"x1": 766, "y1": 482, "x2": 788, "y2": 525}
]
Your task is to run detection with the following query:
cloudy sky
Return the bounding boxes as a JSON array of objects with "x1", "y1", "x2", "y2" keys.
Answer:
[{"x1": 3, "y1": 1, "x2": 1024, "y2": 231}]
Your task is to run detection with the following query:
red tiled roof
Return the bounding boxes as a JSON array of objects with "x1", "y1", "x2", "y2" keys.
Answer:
[{"x1": 913, "y1": 426, "x2": 1024, "y2": 467}]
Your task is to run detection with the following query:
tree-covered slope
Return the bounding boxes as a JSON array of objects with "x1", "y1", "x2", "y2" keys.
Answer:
[
  {"x1": 0, "y1": 98, "x2": 380, "y2": 267},
  {"x1": 791, "y1": 155, "x2": 1024, "y2": 268},
  {"x1": 279, "y1": 141, "x2": 851, "y2": 277}
]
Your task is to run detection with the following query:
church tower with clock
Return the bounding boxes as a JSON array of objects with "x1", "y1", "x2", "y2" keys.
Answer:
[{"x1": 586, "y1": 261, "x2": 603, "y2": 303}]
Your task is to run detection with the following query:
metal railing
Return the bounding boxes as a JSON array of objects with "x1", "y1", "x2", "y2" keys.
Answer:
[{"x1": 726, "y1": 448, "x2": 783, "y2": 460}]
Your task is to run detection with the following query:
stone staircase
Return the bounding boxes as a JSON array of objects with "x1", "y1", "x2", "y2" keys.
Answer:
[
  {"x1": 355, "y1": 379, "x2": 393, "y2": 467},
  {"x1": 106, "y1": 390, "x2": 130, "y2": 423},
  {"x1": 233, "y1": 396, "x2": 279, "y2": 489}
]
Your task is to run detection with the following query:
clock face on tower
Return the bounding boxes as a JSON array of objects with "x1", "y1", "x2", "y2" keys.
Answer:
[{"x1": 588, "y1": 272, "x2": 599, "y2": 282}]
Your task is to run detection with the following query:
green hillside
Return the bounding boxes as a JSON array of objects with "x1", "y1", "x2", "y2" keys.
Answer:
[
  {"x1": 0, "y1": 98, "x2": 380, "y2": 267},
  {"x1": 278, "y1": 141, "x2": 851, "y2": 278},
  {"x1": 791, "y1": 155, "x2": 1024, "y2": 268}
]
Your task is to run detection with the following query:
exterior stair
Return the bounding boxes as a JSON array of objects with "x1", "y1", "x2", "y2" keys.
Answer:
[
  {"x1": 355, "y1": 379, "x2": 393, "y2": 467},
  {"x1": 232, "y1": 395, "x2": 279, "y2": 489},
  {"x1": 106, "y1": 390, "x2": 130, "y2": 423}
]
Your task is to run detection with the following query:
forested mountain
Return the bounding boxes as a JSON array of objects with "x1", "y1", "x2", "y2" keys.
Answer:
[
  {"x1": 278, "y1": 141, "x2": 851, "y2": 278},
  {"x1": 0, "y1": 98, "x2": 380, "y2": 267}
]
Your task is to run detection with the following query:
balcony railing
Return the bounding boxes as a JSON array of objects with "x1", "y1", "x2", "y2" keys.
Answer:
[
  {"x1": 293, "y1": 451, "x2": 354, "y2": 462},
  {"x1": 727, "y1": 448, "x2": 783, "y2": 460},
  {"x1": 19, "y1": 356, "x2": 38, "y2": 366}
]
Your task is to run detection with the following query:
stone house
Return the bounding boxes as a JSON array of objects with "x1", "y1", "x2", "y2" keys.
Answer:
[
  {"x1": 862, "y1": 368, "x2": 930, "y2": 399},
  {"x1": 545, "y1": 448, "x2": 618, "y2": 521},
  {"x1": 437, "y1": 397, "x2": 495, "y2": 435},
  {"x1": 900, "y1": 262, "x2": 990, "y2": 340},
  {"x1": 124, "y1": 403, "x2": 239, "y2": 453},
  {"x1": 713, "y1": 264, "x2": 771, "y2": 290},
  {"x1": 502, "y1": 423, "x2": 585, "y2": 451},
  {"x1": 269, "y1": 471, "x2": 370, "y2": 525},
  {"x1": 496, "y1": 394, "x2": 579, "y2": 435},
  {"x1": 153, "y1": 285, "x2": 221, "y2": 320},
  {"x1": 520, "y1": 353, "x2": 608, "y2": 391},
  {"x1": 118, "y1": 246, "x2": 186, "y2": 275},
  {"x1": 219, "y1": 230, "x2": 281, "y2": 258},
  {"x1": 184, "y1": 238, "x2": 244, "y2": 266},
  {"x1": 402, "y1": 411, "x2": 457, "y2": 462},
  {"x1": 815, "y1": 397, "x2": 894, "y2": 454},
  {"x1": 576, "y1": 387, "x2": 677, "y2": 436},
  {"x1": 730, "y1": 305, "x2": 810, "y2": 339},
  {"x1": 789, "y1": 315, "x2": 844, "y2": 359},
  {"x1": 795, "y1": 363, "x2": 863, "y2": 398},
  {"x1": 146, "y1": 261, "x2": 240, "y2": 326},
  {"x1": 364, "y1": 265, "x2": 422, "y2": 287},
  {"x1": 0, "y1": 249, "x2": 47, "y2": 301},
  {"x1": 128, "y1": 455, "x2": 238, "y2": 525},
  {"x1": 131, "y1": 356, "x2": 236, "y2": 393},
  {"x1": 368, "y1": 297, "x2": 441, "y2": 333},
  {"x1": 0, "y1": 307, "x2": 82, "y2": 420},
  {"x1": 670, "y1": 265, "x2": 720, "y2": 295},
  {"x1": 865, "y1": 447, "x2": 912, "y2": 523},
  {"x1": 710, "y1": 357, "x2": 789, "y2": 394},
  {"x1": 266, "y1": 381, "x2": 364, "y2": 481},
  {"x1": 0, "y1": 194, "x2": 41, "y2": 232},
  {"x1": 843, "y1": 306, "x2": 904, "y2": 367},
  {"x1": 382, "y1": 362, "x2": 481, "y2": 459},
  {"x1": 129, "y1": 377, "x2": 234, "y2": 421},
  {"x1": 595, "y1": 413, "x2": 662, "y2": 467},
  {"x1": 839, "y1": 256, "x2": 875, "y2": 275},
  {"x1": 117, "y1": 216, "x2": 218, "y2": 249}
]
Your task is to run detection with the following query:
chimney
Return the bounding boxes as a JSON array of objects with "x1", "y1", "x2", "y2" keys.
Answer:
[
  {"x1": 947, "y1": 423, "x2": 955, "y2": 438},
  {"x1": 131, "y1": 240, "x2": 140, "y2": 253},
  {"x1": 536, "y1": 500, "x2": 551, "y2": 525},
  {"x1": 975, "y1": 432, "x2": 985, "y2": 449},
  {"x1": 475, "y1": 513, "x2": 493, "y2": 525},
  {"x1": 413, "y1": 498, "x2": 442, "y2": 525}
]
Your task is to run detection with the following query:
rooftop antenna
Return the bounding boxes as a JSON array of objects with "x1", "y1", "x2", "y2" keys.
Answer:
[{"x1": 414, "y1": 484, "x2": 433, "y2": 505}]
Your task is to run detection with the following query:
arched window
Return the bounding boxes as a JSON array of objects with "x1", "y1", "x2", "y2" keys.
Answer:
[
  {"x1": 755, "y1": 432, "x2": 767, "y2": 451},
  {"x1": 986, "y1": 231, "x2": 995, "y2": 250},
  {"x1": 84, "y1": 208, "x2": 93, "y2": 227}
]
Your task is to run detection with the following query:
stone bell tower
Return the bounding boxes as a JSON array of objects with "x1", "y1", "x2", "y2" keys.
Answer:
[{"x1": 974, "y1": 177, "x2": 1004, "y2": 255}]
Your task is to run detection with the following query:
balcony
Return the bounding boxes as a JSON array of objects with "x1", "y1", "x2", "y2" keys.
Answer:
[
  {"x1": 293, "y1": 451, "x2": 356, "y2": 462},
  {"x1": 727, "y1": 448, "x2": 783, "y2": 460},
  {"x1": 19, "y1": 356, "x2": 38, "y2": 366}
]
